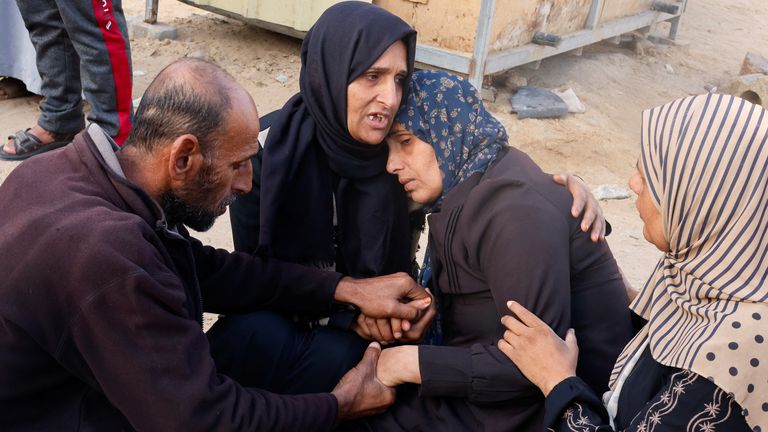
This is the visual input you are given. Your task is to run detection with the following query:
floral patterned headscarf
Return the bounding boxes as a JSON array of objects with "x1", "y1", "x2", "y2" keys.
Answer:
[{"x1": 395, "y1": 70, "x2": 508, "y2": 211}]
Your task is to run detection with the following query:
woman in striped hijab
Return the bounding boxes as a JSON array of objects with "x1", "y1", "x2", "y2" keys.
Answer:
[{"x1": 499, "y1": 93, "x2": 767, "y2": 431}]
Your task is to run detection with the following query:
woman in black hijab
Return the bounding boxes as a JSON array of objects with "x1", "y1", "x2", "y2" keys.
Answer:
[
  {"x1": 231, "y1": 2, "x2": 416, "y2": 278},
  {"x1": 207, "y1": 2, "x2": 422, "y2": 396}
]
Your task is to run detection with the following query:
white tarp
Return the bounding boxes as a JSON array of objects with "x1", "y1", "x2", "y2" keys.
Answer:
[{"x1": 0, "y1": 0, "x2": 42, "y2": 94}]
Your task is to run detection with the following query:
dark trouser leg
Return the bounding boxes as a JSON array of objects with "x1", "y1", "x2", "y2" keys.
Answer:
[
  {"x1": 207, "y1": 311, "x2": 368, "y2": 394},
  {"x1": 53, "y1": 0, "x2": 133, "y2": 144},
  {"x1": 16, "y1": 0, "x2": 84, "y2": 135}
]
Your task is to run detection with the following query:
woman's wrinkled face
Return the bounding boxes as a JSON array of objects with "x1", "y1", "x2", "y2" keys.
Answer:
[
  {"x1": 628, "y1": 160, "x2": 670, "y2": 252},
  {"x1": 386, "y1": 123, "x2": 443, "y2": 204},
  {"x1": 346, "y1": 40, "x2": 407, "y2": 145}
]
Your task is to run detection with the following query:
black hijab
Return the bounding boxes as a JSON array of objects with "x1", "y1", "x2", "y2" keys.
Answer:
[{"x1": 259, "y1": 2, "x2": 417, "y2": 277}]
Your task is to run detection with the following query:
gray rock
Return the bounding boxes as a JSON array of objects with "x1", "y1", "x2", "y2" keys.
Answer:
[
  {"x1": 552, "y1": 88, "x2": 586, "y2": 113},
  {"x1": 592, "y1": 184, "x2": 632, "y2": 201},
  {"x1": 509, "y1": 86, "x2": 568, "y2": 119},
  {"x1": 740, "y1": 52, "x2": 768, "y2": 76},
  {"x1": 187, "y1": 50, "x2": 208, "y2": 59},
  {"x1": 275, "y1": 74, "x2": 289, "y2": 85},
  {"x1": 127, "y1": 16, "x2": 177, "y2": 41}
]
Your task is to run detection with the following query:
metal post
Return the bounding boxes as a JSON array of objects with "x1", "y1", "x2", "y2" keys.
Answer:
[
  {"x1": 668, "y1": 17, "x2": 680, "y2": 40},
  {"x1": 145, "y1": 0, "x2": 158, "y2": 24},
  {"x1": 585, "y1": 0, "x2": 604, "y2": 29},
  {"x1": 668, "y1": 0, "x2": 687, "y2": 40},
  {"x1": 469, "y1": 0, "x2": 496, "y2": 90}
]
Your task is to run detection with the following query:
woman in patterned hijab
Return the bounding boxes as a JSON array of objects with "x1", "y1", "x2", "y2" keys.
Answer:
[
  {"x1": 395, "y1": 69, "x2": 508, "y2": 212},
  {"x1": 393, "y1": 69, "x2": 506, "y2": 321},
  {"x1": 499, "y1": 93, "x2": 765, "y2": 431},
  {"x1": 360, "y1": 70, "x2": 633, "y2": 431}
]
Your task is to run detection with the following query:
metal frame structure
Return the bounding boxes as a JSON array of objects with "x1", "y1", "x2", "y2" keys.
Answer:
[
  {"x1": 420, "y1": 0, "x2": 688, "y2": 89},
  {"x1": 144, "y1": 0, "x2": 688, "y2": 89},
  {"x1": 145, "y1": 0, "x2": 158, "y2": 24}
]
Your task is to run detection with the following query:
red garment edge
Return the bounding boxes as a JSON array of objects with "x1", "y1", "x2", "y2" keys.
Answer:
[{"x1": 92, "y1": 0, "x2": 132, "y2": 146}]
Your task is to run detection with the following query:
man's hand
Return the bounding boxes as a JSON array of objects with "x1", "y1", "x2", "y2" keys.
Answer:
[
  {"x1": 553, "y1": 173, "x2": 606, "y2": 242},
  {"x1": 335, "y1": 273, "x2": 432, "y2": 321},
  {"x1": 332, "y1": 342, "x2": 396, "y2": 424},
  {"x1": 497, "y1": 301, "x2": 578, "y2": 397},
  {"x1": 352, "y1": 291, "x2": 436, "y2": 344}
]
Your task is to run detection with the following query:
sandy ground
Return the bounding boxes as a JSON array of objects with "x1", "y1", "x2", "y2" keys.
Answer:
[{"x1": 1, "y1": 0, "x2": 767, "y2": 294}]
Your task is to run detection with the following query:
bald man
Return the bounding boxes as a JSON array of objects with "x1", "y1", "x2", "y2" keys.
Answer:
[{"x1": 0, "y1": 58, "x2": 430, "y2": 431}]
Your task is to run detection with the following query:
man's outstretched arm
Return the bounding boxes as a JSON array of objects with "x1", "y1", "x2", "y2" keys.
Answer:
[{"x1": 195, "y1": 237, "x2": 430, "y2": 322}]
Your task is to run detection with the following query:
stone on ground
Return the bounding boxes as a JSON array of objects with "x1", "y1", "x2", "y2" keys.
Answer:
[{"x1": 510, "y1": 86, "x2": 568, "y2": 119}]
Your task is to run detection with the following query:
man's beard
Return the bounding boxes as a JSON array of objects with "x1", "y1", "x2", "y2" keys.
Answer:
[{"x1": 161, "y1": 163, "x2": 237, "y2": 232}]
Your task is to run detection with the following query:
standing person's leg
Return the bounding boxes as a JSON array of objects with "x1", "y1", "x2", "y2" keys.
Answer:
[
  {"x1": 55, "y1": 0, "x2": 133, "y2": 145},
  {"x1": 4, "y1": 0, "x2": 85, "y2": 159}
]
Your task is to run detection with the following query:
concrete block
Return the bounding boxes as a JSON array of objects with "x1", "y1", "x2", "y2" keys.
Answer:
[
  {"x1": 127, "y1": 16, "x2": 177, "y2": 41},
  {"x1": 740, "y1": 52, "x2": 768, "y2": 76},
  {"x1": 723, "y1": 73, "x2": 768, "y2": 109}
]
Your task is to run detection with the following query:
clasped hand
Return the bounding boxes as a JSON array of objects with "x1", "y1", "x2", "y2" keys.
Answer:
[{"x1": 336, "y1": 272, "x2": 435, "y2": 344}]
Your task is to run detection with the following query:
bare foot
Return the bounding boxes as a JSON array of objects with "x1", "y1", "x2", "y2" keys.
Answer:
[{"x1": 4, "y1": 125, "x2": 57, "y2": 155}]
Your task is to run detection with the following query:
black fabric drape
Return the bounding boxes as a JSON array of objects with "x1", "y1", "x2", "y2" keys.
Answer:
[{"x1": 257, "y1": 1, "x2": 417, "y2": 277}]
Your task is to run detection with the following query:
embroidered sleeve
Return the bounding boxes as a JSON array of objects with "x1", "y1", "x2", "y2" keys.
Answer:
[
  {"x1": 545, "y1": 372, "x2": 751, "y2": 432},
  {"x1": 545, "y1": 377, "x2": 612, "y2": 431}
]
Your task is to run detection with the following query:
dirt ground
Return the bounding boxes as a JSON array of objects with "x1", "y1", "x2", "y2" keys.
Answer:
[{"x1": 1, "y1": 0, "x2": 767, "y2": 292}]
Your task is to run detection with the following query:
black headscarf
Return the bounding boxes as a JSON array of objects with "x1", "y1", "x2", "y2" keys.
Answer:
[{"x1": 259, "y1": 2, "x2": 417, "y2": 277}]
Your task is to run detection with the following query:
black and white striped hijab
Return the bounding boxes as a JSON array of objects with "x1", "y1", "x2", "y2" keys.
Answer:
[{"x1": 612, "y1": 94, "x2": 768, "y2": 429}]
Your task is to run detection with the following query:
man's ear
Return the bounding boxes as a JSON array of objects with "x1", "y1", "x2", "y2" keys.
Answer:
[{"x1": 167, "y1": 134, "x2": 205, "y2": 184}]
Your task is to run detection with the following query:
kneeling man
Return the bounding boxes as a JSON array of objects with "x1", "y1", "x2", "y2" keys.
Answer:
[{"x1": 0, "y1": 58, "x2": 430, "y2": 431}]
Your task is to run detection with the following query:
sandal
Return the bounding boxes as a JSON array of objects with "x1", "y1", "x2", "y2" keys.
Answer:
[{"x1": 0, "y1": 129, "x2": 78, "y2": 161}]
